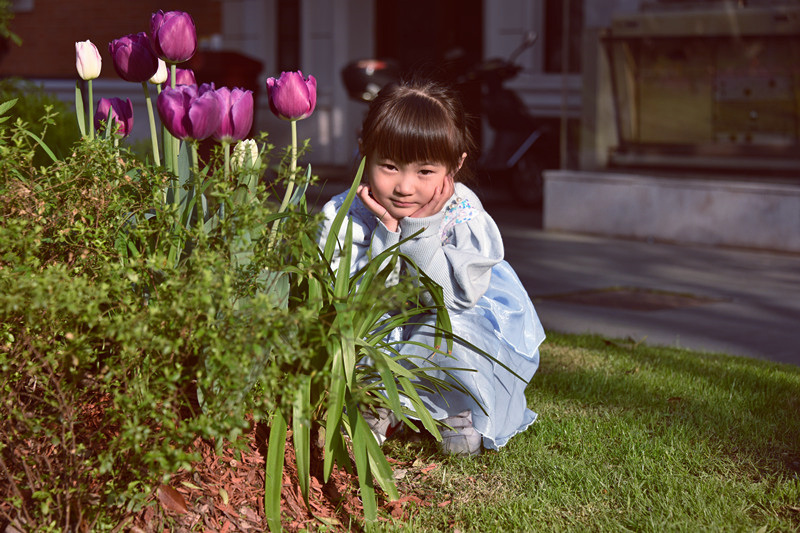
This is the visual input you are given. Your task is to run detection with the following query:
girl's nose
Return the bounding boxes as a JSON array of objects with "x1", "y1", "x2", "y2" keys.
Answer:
[{"x1": 394, "y1": 172, "x2": 415, "y2": 195}]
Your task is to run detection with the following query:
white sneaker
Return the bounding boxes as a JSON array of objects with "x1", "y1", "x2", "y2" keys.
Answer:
[
  {"x1": 439, "y1": 410, "x2": 482, "y2": 456},
  {"x1": 363, "y1": 407, "x2": 401, "y2": 445}
]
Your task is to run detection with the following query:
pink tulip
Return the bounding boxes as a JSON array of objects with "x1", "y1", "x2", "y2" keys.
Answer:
[
  {"x1": 266, "y1": 71, "x2": 317, "y2": 121},
  {"x1": 150, "y1": 10, "x2": 197, "y2": 64},
  {"x1": 213, "y1": 87, "x2": 254, "y2": 143},
  {"x1": 168, "y1": 67, "x2": 196, "y2": 87},
  {"x1": 109, "y1": 32, "x2": 159, "y2": 83},
  {"x1": 157, "y1": 83, "x2": 221, "y2": 141},
  {"x1": 95, "y1": 97, "x2": 134, "y2": 137}
]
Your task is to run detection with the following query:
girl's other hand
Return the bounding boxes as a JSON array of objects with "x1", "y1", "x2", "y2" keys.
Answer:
[
  {"x1": 358, "y1": 184, "x2": 401, "y2": 232},
  {"x1": 411, "y1": 175, "x2": 454, "y2": 219}
]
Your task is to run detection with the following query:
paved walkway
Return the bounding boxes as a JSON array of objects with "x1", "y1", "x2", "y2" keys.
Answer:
[
  {"x1": 499, "y1": 225, "x2": 800, "y2": 367},
  {"x1": 311, "y1": 171, "x2": 800, "y2": 367}
]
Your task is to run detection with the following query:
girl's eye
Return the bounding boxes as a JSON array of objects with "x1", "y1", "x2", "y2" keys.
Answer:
[{"x1": 380, "y1": 163, "x2": 397, "y2": 171}]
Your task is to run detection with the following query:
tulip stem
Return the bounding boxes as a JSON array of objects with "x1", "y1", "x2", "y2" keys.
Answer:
[
  {"x1": 142, "y1": 82, "x2": 161, "y2": 166},
  {"x1": 191, "y1": 142, "x2": 204, "y2": 229},
  {"x1": 223, "y1": 141, "x2": 231, "y2": 180},
  {"x1": 268, "y1": 120, "x2": 298, "y2": 250},
  {"x1": 191, "y1": 141, "x2": 199, "y2": 175},
  {"x1": 277, "y1": 119, "x2": 298, "y2": 214},
  {"x1": 156, "y1": 82, "x2": 173, "y2": 173},
  {"x1": 88, "y1": 80, "x2": 94, "y2": 141},
  {"x1": 170, "y1": 64, "x2": 179, "y2": 174}
]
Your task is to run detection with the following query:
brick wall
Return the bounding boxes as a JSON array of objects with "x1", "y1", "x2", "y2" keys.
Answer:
[{"x1": 0, "y1": 0, "x2": 222, "y2": 79}]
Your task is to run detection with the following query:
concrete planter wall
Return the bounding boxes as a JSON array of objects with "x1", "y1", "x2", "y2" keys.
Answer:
[{"x1": 543, "y1": 170, "x2": 800, "y2": 253}]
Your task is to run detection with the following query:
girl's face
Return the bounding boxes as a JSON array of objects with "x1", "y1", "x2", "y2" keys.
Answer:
[{"x1": 366, "y1": 156, "x2": 451, "y2": 219}]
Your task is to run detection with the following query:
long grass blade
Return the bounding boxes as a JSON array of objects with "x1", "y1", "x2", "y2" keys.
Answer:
[
  {"x1": 265, "y1": 409, "x2": 287, "y2": 533},
  {"x1": 18, "y1": 127, "x2": 58, "y2": 163},
  {"x1": 349, "y1": 405, "x2": 377, "y2": 521},
  {"x1": 293, "y1": 376, "x2": 311, "y2": 505},
  {"x1": 322, "y1": 158, "x2": 364, "y2": 262},
  {"x1": 363, "y1": 420, "x2": 400, "y2": 501},
  {"x1": 323, "y1": 348, "x2": 346, "y2": 481},
  {"x1": 333, "y1": 219, "x2": 353, "y2": 299}
]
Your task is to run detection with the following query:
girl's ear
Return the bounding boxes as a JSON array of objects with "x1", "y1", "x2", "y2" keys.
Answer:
[{"x1": 450, "y1": 152, "x2": 467, "y2": 177}]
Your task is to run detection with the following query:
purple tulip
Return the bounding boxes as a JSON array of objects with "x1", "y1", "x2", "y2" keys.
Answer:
[
  {"x1": 108, "y1": 32, "x2": 159, "y2": 83},
  {"x1": 266, "y1": 71, "x2": 317, "y2": 121},
  {"x1": 213, "y1": 87, "x2": 254, "y2": 143},
  {"x1": 95, "y1": 97, "x2": 134, "y2": 137},
  {"x1": 168, "y1": 67, "x2": 196, "y2": 87},
  {"x1": 150, "y1": 10, "x2": 197, "y2": 64},
  {"x1": 156, "y1": 83, "x2": 221, "y2": 141}
]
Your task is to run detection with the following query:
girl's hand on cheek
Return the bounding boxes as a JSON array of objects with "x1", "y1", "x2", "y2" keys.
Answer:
[
  {"x1": 357, "y1": 184, "x2": 400, "y2": 232},
  {"x1": 411, "y1": 175, "x2": 454, "y2": 219}
]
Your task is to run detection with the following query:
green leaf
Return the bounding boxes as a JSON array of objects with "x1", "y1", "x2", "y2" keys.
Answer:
[
  {"x1": 333, "y1": 302, "x2": 356, "y2": 387},
  {"x1": 323, "y1": 352, "x2": 346, "y2": 482},
  {"x1": 396, "y1": 375, "x2": 441, "y2": 439},
  {"x1": 364, "y1": 418, "x2": 400, "y2": 501},
  {"x1": 288, "y1": 165, "x2": 312, "y2": 206},
  {"x1": 366, "y1": 347, "x2": 407, "y2": 425},
  {"x1": 323, "y1": 158, "x2": 364, "y2": 262},
  {"x1": 333, "y1": 218, "x2": 353, "y2": 299},
  {"x1": 292, "y1": 375, "x2": 311, "y2": 505},
  {"x1": 17, "y1": 126, "x2": 58, "y2": 163},
  {"x1": 349, "y1": 405, "x2": 377, "y2": 521},
  {"x1": 0, "y1": 97, "x2": 18, "y2": 125},
  {"x1": 265, "y1": 410, "x2": 287, "y2": 533},
  {"x1": 0, "y1": 97, "x2": 18, "y2": 115},
  {"x1": 177, "y1": 141, "x2": 191, "y2": 188}
]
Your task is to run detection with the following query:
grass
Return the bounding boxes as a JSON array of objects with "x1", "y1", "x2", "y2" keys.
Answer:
[{"x1": 376, "y1": 332, "x2": 800, "y2": 532}]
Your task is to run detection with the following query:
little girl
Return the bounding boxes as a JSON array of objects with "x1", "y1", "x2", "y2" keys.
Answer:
[{"x1": 318, "y1": 79, "x2": 545, "y2": 455}]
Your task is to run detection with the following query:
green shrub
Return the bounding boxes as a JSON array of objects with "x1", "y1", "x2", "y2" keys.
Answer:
[
  {"x1": 0, "y1": 108, "x2": 313, "y2": 528},
  {"x1": 0, "y1": 94, "x2": 457, "y2": 530},
  {"x1": 0, "y1": 78, "x2": 80, "y2": 166}
]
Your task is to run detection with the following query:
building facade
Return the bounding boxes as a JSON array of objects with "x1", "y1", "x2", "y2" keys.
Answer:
[{"x1": 0, "y1": 0, "x2": 585, "y2": 168}]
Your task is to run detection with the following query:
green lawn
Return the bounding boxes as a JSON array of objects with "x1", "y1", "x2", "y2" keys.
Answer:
[{"x1": 379, "y1": 332, "x2": 800, "y2": 532}]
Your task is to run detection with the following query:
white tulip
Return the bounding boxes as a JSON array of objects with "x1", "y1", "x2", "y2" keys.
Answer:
[
  {"x1": 149, "y1": 59, "x2": 168, "y2": 85},
  {"x1": 75, "y1": 40, "x2": 101, "y2": 81}
]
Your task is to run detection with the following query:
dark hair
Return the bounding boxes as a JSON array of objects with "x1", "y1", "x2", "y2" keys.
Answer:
[{"x1": 360, "y1": 78, "x2": 476, "y2": 181}]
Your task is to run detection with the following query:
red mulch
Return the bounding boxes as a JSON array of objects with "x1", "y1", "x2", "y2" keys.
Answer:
[{"x1": 127, "y1": 423, "x2": 442, "y2": 532}]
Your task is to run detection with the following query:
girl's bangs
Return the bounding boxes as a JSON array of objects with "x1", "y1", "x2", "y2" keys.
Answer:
[{"x1": 371, "y1": 102, "x2": 461, "y2": 171}]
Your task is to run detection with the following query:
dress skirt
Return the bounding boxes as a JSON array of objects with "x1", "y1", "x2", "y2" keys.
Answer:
[{"x1": 396, "y1": 260, "x2": 545, "y2": 450}]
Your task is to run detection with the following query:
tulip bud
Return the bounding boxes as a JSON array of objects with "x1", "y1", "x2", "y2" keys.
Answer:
[
  {"x1": 149, "y1": 59, "x2": 168, "y2": 84},
  {"x1": 266, "y1": 71, "x2": 317, "y2": 121},
  {"x1": 213, "y1": 87, "x2": 254, "y2": 143},
  {"x1": 157, "y1": 83, "x2": 221, "y2": 141},
  {"x1": 232, "y1": 139, "x2": 260, "y2": 173},
  {"x1": 150, "y1": 10, "x2": 197, "y2": 64},
  {"x1": 95, "y1": 97, "x2": 134, "y2": 137},
  {"x1": 109, "y1": 32, "x2": 159, "y2": 83},
  {"x1": 75, "y1": 40, "x2": 102, "y2": 81}
]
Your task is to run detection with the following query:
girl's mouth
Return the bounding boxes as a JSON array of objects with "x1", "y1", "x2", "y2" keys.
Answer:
[{"x1": 391, "y1": 200, "x2": 414, "y2": 208}]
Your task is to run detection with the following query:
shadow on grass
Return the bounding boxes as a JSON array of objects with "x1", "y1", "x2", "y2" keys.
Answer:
[{"x1": 532, "y1": 332, "x2": 800, "y2": 479}]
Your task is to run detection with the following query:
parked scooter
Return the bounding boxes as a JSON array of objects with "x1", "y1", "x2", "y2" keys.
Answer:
[{"x1": 341, "y1": 32, "x2": 552, "y2": 207}]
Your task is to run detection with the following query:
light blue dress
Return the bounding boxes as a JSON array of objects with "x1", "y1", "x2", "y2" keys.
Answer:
[{"x1": 319, "y1": 183, "x2": 545, "y2": 450}]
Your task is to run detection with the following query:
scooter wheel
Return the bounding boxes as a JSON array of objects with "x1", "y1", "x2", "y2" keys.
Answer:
[{"x1": 509, "y1": 151, "x2": 544, "y2": 207}]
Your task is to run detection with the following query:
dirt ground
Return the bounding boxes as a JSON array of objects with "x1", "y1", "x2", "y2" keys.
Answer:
[{"x1": 128, "y1": 423, "x2": 444, "y2": 532}]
